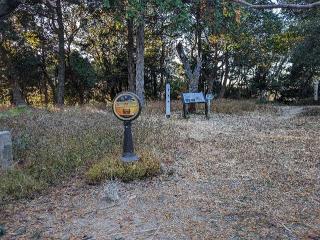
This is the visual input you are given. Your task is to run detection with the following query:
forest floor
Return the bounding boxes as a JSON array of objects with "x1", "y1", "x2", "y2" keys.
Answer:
[{"x1": 1, "y1": 105, "x2": 320, "y2": 239}]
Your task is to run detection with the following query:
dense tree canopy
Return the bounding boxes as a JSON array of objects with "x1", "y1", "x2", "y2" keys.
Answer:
[{"x1": 0, "y1": 0, "x2": 320, "y2": 105}]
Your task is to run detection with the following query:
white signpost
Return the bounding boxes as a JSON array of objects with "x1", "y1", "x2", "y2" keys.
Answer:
[{"x1": 165, "y1": 83, "x2": 171, "y2": 118}]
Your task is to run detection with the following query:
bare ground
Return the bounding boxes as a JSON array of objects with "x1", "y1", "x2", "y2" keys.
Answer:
[{"x1": 1, "y1": 106, "x2": 320, "y2": 239}]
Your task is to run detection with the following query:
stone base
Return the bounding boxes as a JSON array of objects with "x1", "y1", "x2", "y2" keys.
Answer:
[{"x1": 121, "y1": 153, "x2": 139, "y2": 163}]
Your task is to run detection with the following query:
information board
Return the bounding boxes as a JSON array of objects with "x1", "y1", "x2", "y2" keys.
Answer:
[
  {"x1": 113, "y1": 92, "x2": 141, "y2": 121},
  {"x1": 182, "y1": 92, "x2": 206, "y2": 104}
]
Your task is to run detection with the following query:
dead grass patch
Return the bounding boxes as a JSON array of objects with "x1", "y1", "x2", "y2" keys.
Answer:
[
  {"x1": 212, "y1": 99, "x2": 257, "y2": 114},
  {"x1": 145, "y1": 99, "x2": 260, "y2": 115},
  {"x1": 299, "y1": 107, "x2": 320, "y2": 117},
  {"x1": 85, "y1": 149, "x2": 161, "y2": 184}
]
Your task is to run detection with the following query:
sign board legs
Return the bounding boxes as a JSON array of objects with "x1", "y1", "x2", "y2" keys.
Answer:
[
  {"x1": 205, "y1": 102, "x2": 209, "y2": 119},
  {"x1": 122, "y1": 121, "x2": 139, "y2": 162},
  {"x1": 183, "y1": 104, "x2": 187, "y2": 118},
  {"x1": 165, "y1": 83, "x2": 171, "y2": 118}
]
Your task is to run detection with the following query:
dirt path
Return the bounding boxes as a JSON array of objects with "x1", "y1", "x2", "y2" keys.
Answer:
[
  {"x1": 2, "y1": 107, "x2": 320, "y2": 239},
  {"x1": 277, "y1": 106, "x2": 305, "y2": 119}
]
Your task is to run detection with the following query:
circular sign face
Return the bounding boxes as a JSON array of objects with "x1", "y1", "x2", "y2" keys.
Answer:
[{"x1": 113, "y1": 92, "x2": 142, "y2": 121}]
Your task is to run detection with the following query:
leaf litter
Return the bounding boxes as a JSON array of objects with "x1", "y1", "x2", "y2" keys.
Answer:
[{"x1": 1, "y1": 106, "x2": 320, "y2": 239}]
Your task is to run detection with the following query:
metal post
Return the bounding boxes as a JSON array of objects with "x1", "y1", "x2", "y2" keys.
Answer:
[
  {"x1": 122, "y1": 121, "x2": 139, "y2": 162},
  {"x1": 183, "y1": 104, "x2": 187, "y2": 119},
  {"x1": 165, "y1": 83, "x2": 171, "y2": 118}
]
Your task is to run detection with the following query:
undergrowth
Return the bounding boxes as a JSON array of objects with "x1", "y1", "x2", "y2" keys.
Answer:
[
  {"x1": 0, "y1": 106, "x2": 173, "y2": 204},
  {"x1": 146, "y1": 99, "x2": 261, "y2": 115}
]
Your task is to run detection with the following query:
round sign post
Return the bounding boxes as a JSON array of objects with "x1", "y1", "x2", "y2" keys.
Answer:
[{"x1": 113, "y1": 92, "x2": 142, "y2": 163}]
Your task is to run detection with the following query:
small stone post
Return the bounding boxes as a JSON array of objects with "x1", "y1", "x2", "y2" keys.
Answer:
[{"x1": 0, "y1": 131, "x2": 13, "y2": 170}]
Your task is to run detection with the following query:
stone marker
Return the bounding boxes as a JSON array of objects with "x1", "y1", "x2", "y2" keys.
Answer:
[{"x1": 0, "y1": 131, "x2": 13, "y2": 170}]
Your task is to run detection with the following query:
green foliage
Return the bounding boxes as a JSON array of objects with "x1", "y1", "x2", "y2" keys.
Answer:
[
  {"x1": 66, "y1": 51, "x2": 97, "y2": 103},
  {"x1": 0, "y1": 106, "x2": 30, "y2": 118},
  {"x1": 70, "y1": 52, "x2": 96, "y2": 85},
  {"x1": 170, "y1": 77, "x2": 186, "y2": 99},
  {"x1": 103, "y1": 0, "x2": 111, "y2": 8},
  {"x1": 0, "y1": 170, "x2": 44, "y2": 201},
  {"x1": 0, "y1": 0, "x2": 319, "y2": 105}
]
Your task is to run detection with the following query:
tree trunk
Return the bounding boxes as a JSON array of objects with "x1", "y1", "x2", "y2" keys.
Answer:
[
  {"x1": 176, "y1": 42, "x2": 202, "y2": 93},
  {"x1": 10, "y1": 78, "x2": 25, "y2": 106},
  {"x1": 314, "y1": 80, "x2": 319, "y2": 102},
  {"x1": 44, "y1": 80, "x2": 49, "y2": 105},
  {"x1": 176, "y1": 42, "x2": 202, "y2": 113},
  {"x1": 219, "y1": 51, "x2": 229, "y2": 98},
  {"x1": 159, "y1": 40, "x2": 166, "y2": 99},
  {"x1": 153, "y1": 72, "x2": 157, "y2": 99},
  {"x1": 56, "y1": 0, "x2": 66, "y2": 106},
  {"x1": 209, "y1": 44, "x2": 218, "y2": 94},
  {"x1": 127, "y1": 17, "x2": 135, "y2": 92},
  {"x1": 135, "y1": 12, "x2": 145, "y2": 106}
]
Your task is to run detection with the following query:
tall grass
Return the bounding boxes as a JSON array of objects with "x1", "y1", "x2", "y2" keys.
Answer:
[
  {"x1": 0, "y1": 105, "x2": 176, "y2": 204},
  {"x1": 0, "y1": 107, "x2": 122, "y2": 203}
]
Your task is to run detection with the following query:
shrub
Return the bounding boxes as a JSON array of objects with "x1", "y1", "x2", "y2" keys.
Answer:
[
  {"x1": 0, "y1": 106, "x2": 30, "y2": 118},
  {"x1": 86, "y1": 150, "x2": 161, "y2": 184},
  {"x1": 0, "y1": 170, "x2": 44, "y2": 201}
]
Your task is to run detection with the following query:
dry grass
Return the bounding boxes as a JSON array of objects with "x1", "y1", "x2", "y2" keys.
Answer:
[
  {"x1": 212, "y1": 99, "x2": 257, "y2": 114},
  {"x1": 86, "y1": 149, "x2": 161, "y2": 184},
  {"x1": 299, "y1": 106, "x2": 320, "y2": 117},
  {"x1": 0, "y1": 105, "x2": 173, "y2": 204},
  {"x1": 1, "y1": 102, "x2": 319, "y2": 239},
  {"x1": 145, "y1": 99, "x2": 276, "y2": 116}
]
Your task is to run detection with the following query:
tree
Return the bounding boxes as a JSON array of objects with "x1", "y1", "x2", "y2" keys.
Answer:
[
  {"x1": 54, "y1": 0, "x2": 66, "y2": 105},
  {"x1": 176, "y1": 42, "x2": 202, "y2": 93},
  {"x1": 127, "y1": 17, "x2": 135, "y2": 92},
  {"x1": 135, "y1": 0, "x2": 145, "y2": 105}
]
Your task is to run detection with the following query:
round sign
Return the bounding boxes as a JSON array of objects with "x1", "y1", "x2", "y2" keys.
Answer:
[{"x1": 113, "y1": 92, "x2": 142, "y2": 121}]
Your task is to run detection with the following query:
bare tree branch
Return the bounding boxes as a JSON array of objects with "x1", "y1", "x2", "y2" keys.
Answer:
[
  {"x1": 176, "y1": 42, "x2": 194, "y2": 81},
  {"x1": 231, "y1": 0, "x2": 320, "y2": 9}
]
